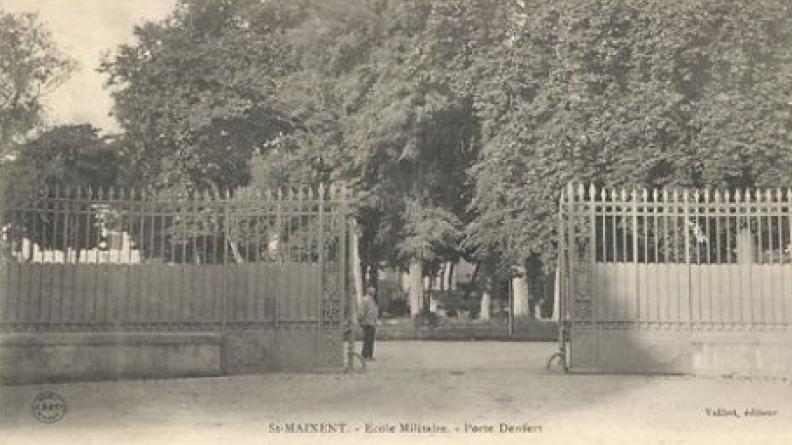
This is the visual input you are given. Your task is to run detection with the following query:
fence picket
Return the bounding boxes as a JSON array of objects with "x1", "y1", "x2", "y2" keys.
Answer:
[
  {"x1": 561, "y1": 184, "x2": 792, "y2": 332},
  {"x1": 0, "y1": 184, "x2": 349, "y2": 336}
]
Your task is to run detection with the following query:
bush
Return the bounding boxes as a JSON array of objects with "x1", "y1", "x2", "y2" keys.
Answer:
[
  {"x1": 434, "y1": 288, "x2": 479, "y2": 319},
  {"x1": 416, "y1": 309, "x2": 440, "y2": 327},
  {"x1": 384, "y1": 298, "x2": 410, "y2": 318},
  {"x1": 377, "y1": 279, "x2": 409, "y2": 318}
]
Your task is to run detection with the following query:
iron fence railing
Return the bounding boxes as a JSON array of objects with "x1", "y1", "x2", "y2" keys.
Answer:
[
  {"x1": 0, "y1": 184, "x2": 350, "y2": 333},
  {"x1": 560, "y1": 183, "x2": 792, "y2": 329}
]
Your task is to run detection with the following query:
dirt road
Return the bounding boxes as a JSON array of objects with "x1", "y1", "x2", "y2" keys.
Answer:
[{"x1": 2, "y1": 341, "x2": 790, "y2": 445}]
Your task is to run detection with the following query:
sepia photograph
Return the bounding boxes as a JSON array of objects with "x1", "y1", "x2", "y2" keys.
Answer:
[{"x1": 1, "y1": 1, "x2": 791, "y2": 444}]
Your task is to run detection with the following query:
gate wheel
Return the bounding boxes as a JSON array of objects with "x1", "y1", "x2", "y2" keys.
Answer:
[
  {"x1": 546, "y1": 351, "x2": 566, "y2": 373},
  {"x1": 345, "y1": 352, "x2": 366, "y2": 373}
]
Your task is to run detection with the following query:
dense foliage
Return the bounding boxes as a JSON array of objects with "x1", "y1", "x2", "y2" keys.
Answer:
[
  {"x1": 0, "y1": 7, "x2": 73, "y2": 152},
  {"x1": 3, "y1": 124, "x2": 121, "y2": 256},
  {"x1": 467, "y1": 0, "x2": 792, "y2": 267},
  {"x1": 8, "y1": 0, "x2": 792, "y2": 295}
]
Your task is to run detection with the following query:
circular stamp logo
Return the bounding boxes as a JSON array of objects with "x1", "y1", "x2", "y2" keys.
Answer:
[{"x1": 31, "y1": 390, "x2": 67, "y2": 424}]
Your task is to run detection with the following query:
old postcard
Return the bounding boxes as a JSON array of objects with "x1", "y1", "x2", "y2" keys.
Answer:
[{"x1": 1, "y1": 1, "x2": 791, "y2": 444}]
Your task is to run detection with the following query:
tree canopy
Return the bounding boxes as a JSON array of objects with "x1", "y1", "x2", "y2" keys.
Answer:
[
  {"x1": 0, "y1": 7, "x2": 74, "y2": 154},
  {"x1": 467, "y1": 0, "x2": 792, "y2": 267},
  {"x1": 3, "y1": 124, "x2": 121, "y2": 256},
  {"x1": 98, "y1": 0, "x2": 792, "y2": 282}
]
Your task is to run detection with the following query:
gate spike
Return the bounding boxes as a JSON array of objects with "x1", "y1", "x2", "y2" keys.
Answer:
[
  {"x1": 589, "y1": 183, "x2": 597, "y2": 201},
  {"x1": 600, "y1": 186, "x2": 607, "y2": 202},
  {"x1": 576, "y1": 183, "x2": 585, "y2": 200},
  {"x1": 787, "y1": 188, "x2": 792, "y2": 203},
  {"x1": 724, "y1": 189, "x2": 731, "y2": 203},
  {"x1": 714, "y1": 189, "x2": 721, "y2": 203},
  {"x1": 693, "y1": 189, "x2": 700, "y2": 202},
  {"x1": 735, "y1": 189, "x2": 742, "y2": 202},
  {"x1": 317, "y1": 183, "x2": 325, "y2": 201},
  {"x1": 652, "y1": 188, "x2": 659, "y2": 202},
  {"x1": 641, "y1": 188, "x2": 648, "y2": 202},
  {"x1": 766, "y1": 189, "x2": 773, "y2": 203},
  {"x1": 703, "y1": 188, "x2": 710, "y2": 203}
]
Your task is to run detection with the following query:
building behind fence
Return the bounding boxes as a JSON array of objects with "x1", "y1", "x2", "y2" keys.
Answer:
[
  {"x1": 560, "y1": 183, "x2": 792, "y2": 376},
  {"x1": 0, "y1": 185, "x2": 351, "y2": 383}
]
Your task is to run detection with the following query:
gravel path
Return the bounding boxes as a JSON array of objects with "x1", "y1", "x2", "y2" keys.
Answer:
[{"x1": 2, "y1": 341, "x2": 791, "y2": 444}]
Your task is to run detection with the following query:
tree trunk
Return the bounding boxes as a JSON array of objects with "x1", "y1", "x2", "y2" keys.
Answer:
[
  {"x1": 465, "y1": 262, "x2": 481, "y2": 300},
  {"x1": 444, "y1": 261, "x2": 455, "y2": 290},
  {"x1": 552, "y1": 267, "x2": 560, "y2": 321},
  {"x1": 512, "y1": 266, "x2": 530, "y2": 318},
  {"x1": 351, "y1": 225, "x2": 364, "y2": 311},
  {"x1": 228, "y1": 240, "x2": 244, "y2": 263},
  {"x1": 423, "y1": 274, "x2": 432, "y2": 313},
  {"x1": 408, "y1": 260, "x2": 423, "y2": 318},
  {"x1": 366, "y1": 264, "x2": 379, "y2": 290},
  {"x1": 737, "y1": 228, "x2": 753, "y2": 264},
  {"x1": 480, "y1": 284, "x2": 491, "y2": 320}
]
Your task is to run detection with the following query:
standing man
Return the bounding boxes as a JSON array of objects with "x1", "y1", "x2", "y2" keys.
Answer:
[{"x1": 360, "y1": 286, "x2": 379, "y2": 361}]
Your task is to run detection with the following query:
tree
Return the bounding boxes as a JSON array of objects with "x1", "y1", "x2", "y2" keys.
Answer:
[
  {"x1": 0, "y1": 7, "x2": 74, "y2": 155},
  {"x1": 3, "y1": 124, "x2": 121, "y2": 259},
  {"x1": 104, "y1": 0, "x2": 498, "y2": 315},
  {"x1": 100, "y1": 0, "x2": 311, "y2": 192},
  {"x1": 468, "y1": 0, "x2": 792, "y2": 278},
  {"x1": 287, "y1": 0, "x2": 495, "y2": 316}
]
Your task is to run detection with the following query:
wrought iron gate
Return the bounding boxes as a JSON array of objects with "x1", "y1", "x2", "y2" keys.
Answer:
[
  {"x1": 559, "y1": 183, "x2": 792, "y2": 375},
  {"x1": 0, "y1": 184, "x2": 351, "y2": 378}
]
